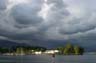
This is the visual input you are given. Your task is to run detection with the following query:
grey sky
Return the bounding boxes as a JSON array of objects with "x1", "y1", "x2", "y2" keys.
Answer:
[{"x1": 0, "y1": 0, "x2": 96, "y2": 49}]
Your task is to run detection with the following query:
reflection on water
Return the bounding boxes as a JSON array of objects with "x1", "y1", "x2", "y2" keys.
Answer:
[{"x1": 0, "y1": 55, "x2": 96, "y2": 63}]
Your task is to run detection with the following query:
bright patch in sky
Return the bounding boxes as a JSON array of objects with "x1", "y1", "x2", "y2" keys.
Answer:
[
  {"x1": 39, "y1": 1, "x2": 48, "y2": 19},
  {"x1": 39, "y1": 0, "x2": 50, "y2": 19}
]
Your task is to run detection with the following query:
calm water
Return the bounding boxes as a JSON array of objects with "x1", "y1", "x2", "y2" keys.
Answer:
[{"x1": 0, "y1": 55, "x2": 96, "y2": 63}]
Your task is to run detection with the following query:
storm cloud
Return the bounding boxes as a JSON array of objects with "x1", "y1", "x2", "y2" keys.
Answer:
[{"x1": 0, "y1": 0, "x2": 96, "y2": 49}]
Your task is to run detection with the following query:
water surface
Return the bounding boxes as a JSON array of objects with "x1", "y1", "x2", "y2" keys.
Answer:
[{"x1": 0, "y1": 55, "x2": 96, "y2": 63}]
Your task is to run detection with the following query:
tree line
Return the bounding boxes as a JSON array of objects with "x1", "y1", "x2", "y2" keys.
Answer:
[
  {"x1": 0, "y1": 43, "x2": 84, "y2": 55},
  {"x1": 56, "y1": 43, "x2": 84, "y2": 55},
  {"x1": 0, "y1": 46, "x2": 47, "y2": 54}
]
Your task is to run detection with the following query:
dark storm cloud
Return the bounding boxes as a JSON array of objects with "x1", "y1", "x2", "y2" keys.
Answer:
[
  {"x1": 0, "y1": 0, "x2": 50, "y2": 44},
  {"x1": 0, "y1": 0, "x2": 96, "y2": 50},
  {"x1": 11, "y1": 3, "x2": 43, "y2": 25}
]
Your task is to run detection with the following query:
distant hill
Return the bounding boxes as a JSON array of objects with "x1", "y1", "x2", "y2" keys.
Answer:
[{"x1": 0, "y1": 39, "x2": 28, "y2": 48}]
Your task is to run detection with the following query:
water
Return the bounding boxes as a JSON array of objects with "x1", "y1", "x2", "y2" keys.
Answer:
[{"x1": 0, "y1": 55, "x2": 96, "y2": 63}]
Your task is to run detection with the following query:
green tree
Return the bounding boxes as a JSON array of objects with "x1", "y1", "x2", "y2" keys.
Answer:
[
  {"x1": 16, "y1": 47, "x2": 25, "y2": 54},
  {"x1": 56, "y1": 43, "x2": 84, "y2": 55},
  {"x1": 74, "y1": 46, "x2": 84, "y2": 55},
  {"x1": 64, "y1": 43, "x2": 75, "y2": 55},
  {"x1": 74, "y1": 46, "x2": 80, "y2": 55},
  {"x1": 0, "y1": 47, "x2": 9, "y2": 53}
]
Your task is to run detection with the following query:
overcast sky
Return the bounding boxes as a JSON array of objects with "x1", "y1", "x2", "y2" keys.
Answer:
[{"x1": 0, "y1": 0, "x2": 96, "y2": 49}]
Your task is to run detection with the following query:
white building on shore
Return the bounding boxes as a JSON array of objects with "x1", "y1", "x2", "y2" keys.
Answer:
[
  {"x1": 31, "y1": 50, "x2": 59, "y2": 55},
  {"x1": 44, "y1": 50, "x2": 59, "y2": 54}
]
